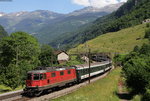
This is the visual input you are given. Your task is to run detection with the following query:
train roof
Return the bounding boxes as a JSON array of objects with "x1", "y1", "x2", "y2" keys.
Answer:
[
  {"x1": 46, "y1": 66, "x2": 75, "y2": 72},
  {"x1": 28, "y1": 66, "x2": 75, "y2": 73},
  {"x1": 75, "y1": 61, "x2": 111, "y2": 70},
  {"x1": 28, "y1": 70, "x2": 47, "y2": 73}
]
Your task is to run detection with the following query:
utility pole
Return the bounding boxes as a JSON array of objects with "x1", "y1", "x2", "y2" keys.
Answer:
[{"x1": 88, "y1": 48, "x2": 91, "y2": 84}]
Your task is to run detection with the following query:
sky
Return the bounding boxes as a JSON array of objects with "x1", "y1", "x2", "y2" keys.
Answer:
[{"x1": 0, "y1": 0, "x2": 127, "y2": 14}]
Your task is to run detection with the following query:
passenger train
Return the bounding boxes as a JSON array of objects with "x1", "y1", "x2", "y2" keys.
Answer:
[{"x1": 24, "y1": 60, "x2": 112, "y2": 96}]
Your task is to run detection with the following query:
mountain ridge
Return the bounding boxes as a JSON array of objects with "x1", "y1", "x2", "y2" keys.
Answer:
[
  {"x1": 0, "y1": 3, "x2": 124, "y2": 44},
  {"x1": 51, "y1": 0, "x2": 150, "y2": 50}
]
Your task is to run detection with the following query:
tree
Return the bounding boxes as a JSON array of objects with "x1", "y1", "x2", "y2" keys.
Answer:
[
  {"x1": 39, "y1": 45, "x2": 57, "y2": 67},
  {"x1": 114, "y1": 54, "x2": 126, "y2": 66},
  {"x1": 0, "y1": 32, "x2": 40, "y2": 89},
  {"x1": 123, "y1": 57, "x2": 150, "y2": 94},
  {"x1": 142, "y1": 89, "x2": 150, "y2": 101},
  {"x1": 139, "y1": 43, "x2": 150, "y2": 56},
  {"x1": 133, "y1": 45, "x2": 140, "y2": 52},
  {"x1": 122, "y1": 43, "x2": 150, "y2": 96},
  {"x1": 0, "y1": 64, "x2": 20, "y2": 90}
]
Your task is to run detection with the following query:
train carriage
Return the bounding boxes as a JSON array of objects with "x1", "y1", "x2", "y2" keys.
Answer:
[{"x1": 75, "y1": 61, "x2": 112, "y2": 81}]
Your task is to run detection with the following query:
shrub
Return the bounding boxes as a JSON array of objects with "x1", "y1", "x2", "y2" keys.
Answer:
[
  {"x1": 141, "y1": 89, "x2": 150, "y2": 101},
  {"x1": 144, "y1": 28, "x2": 150, "y2": 38}
]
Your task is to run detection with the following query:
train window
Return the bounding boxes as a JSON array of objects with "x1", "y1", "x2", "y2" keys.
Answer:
[
  {"x1": 27, "y1": 73, "x2": 32, "y2": 80},
  {"x1": 60, "y1": 71, "x2": 64, "y2": 76},
  {"x1": 40, "y1": 74, "x2": 43, "y2": 80},
  {"x1": 68, "y1": 70, "x2": 71, "y2": 74},
  {"x1": 43, "y1": 74, "x2": 46, "y2": 79},
  {"x1": 34, "y1": 74, "x2": 39, "y2": 80},
  {"x1": 51, "y1": 73, "x2": 56, "y2": 77},
  {"x1": 81, "y1": 70, "x2": 84, "y2": 75}
]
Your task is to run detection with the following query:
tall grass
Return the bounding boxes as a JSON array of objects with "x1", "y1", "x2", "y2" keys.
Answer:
[
  {"x1": 0, "y1": 85, "x2": 23, "y2": 94},
  {"x1": 69, "y1": 24, "x2": 149, "y2": 54}
]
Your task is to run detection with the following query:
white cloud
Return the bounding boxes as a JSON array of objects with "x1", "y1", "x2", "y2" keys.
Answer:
[
  {"x1": 120, "y1": 0, "x2": 127, "y2": 2},
  {"x1": 73, "y1": 0, "x2": 90, "y2": 6},
  {"x1": 72, "y1": 0, "x2": 127, "y2": 8}
]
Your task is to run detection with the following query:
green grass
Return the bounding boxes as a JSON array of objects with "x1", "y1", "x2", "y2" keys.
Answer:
[
  {"x1": 65, "y1": 55, "x2": 84, "y2": 66},
  {"x1": 69, "y1": 24, "x2": 149, "y2": 54},
  {"x1": 0, "y1": 85, "x2": 23, "y2": 94},
  {"x1": 132, "y1": 95, "x2": 141, "y2": 101},
  {"x1": 52, "y1": 68, "x2": 121, "y2": 101}
]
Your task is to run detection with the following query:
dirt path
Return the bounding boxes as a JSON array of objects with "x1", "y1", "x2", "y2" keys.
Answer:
[{"x1": 117, "y1": 79, "x2": 132, "y2": 101}]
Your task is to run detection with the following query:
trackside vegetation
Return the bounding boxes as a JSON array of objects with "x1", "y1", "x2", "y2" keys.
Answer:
[
  {"x1": 115, "y1": 25, "x2": 150, "y2": 100},
  {"x1": 121, "y1": 44, "x2": 150, "y2": 101},
  {"x1": 0, "y1": 32, "x2": 41, "y2": 89},
  {"x1": 0, "y1": 31, "x2": 57, "y2": 90},
  {"x1": 52, "y1": 68, "x2": 121, "y2": 101}
]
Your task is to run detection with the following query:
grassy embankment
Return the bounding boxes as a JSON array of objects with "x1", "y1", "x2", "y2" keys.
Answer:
[
  {"x1": 52, "y1": 68, "x2": 121, "y2": 101},
  {"x1": 0, "y1": 85, "x2": 23, "y2": 94},
  {"x1": 69, "y1": 24, "x2": 149, "y2": 54}
]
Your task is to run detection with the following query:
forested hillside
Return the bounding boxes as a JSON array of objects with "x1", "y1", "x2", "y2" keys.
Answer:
[
  {"x1": 51, "y1": 0, "x2": 150, "y2": 49},
  {"x1": 0, "y1": 25, "x2": 7, "y2": 40}
]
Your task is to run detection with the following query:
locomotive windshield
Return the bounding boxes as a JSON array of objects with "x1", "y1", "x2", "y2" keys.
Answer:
[
  {"x1": 27, "y1": 73, "x2": 32, "y2": 80},
  {"x1": 27, "y1": 72, "x2": 46, "y2": 80},
  {"x1": 34, "y1": 74, "x2": 40, "y2": 80}
]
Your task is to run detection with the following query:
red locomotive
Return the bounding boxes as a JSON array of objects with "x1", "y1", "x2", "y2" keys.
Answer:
[
  {"x1": 24, "y1": 61, "x2": 112, "y2": 96},
  {"x1": 24, "y1": 66, "x2": 77, "y2": 96}
]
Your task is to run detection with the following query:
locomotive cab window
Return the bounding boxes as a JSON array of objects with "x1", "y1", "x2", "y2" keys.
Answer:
[
  {"x1": 40, "y1": 73, "x2": 46, "y2": 79},
  {"x1": 60, "y1": 71, "x2": 64, "y2": 76},
  {"x1": 33, "y1": 74, "x2": 39, "y2": 80},
  {"x1": 27, "y1": 73, "x2": 32, "y2": 80}
]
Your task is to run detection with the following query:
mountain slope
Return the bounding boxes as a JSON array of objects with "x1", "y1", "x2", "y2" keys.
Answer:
[
  {"x1": 0, "y1": 25, "x2": 7, "y2": 40},
  {"x1": 52, "y1": 0, "x2": 150, "y2": 49},
  {"x1": 34, "y1": 3, "x2": 123, "y2": 44},
  {"x1": 69, "y1": 24, "x2": 149, "y2": 54}
]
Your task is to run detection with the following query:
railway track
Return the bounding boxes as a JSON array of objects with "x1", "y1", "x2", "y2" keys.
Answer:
[
  {"x1": 0, "y1": 90, "x2": 23, "y2": 101},
  {"x1": 0, "y1": 67, "x2": 113, "y2": 101}
]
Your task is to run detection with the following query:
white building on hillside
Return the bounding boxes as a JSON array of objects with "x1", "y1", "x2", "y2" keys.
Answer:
[{"x1": 55, "y1": 51, "x2": 69, "y2": 64}]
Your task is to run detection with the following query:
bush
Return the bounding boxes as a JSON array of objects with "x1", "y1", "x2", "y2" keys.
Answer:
[
  {"x1": 144, "y1": 28, "x2": 150, "y2": 38},
  {"x1": 142, "y1": 89, "x2": 150, "y2": 101},
  {"x1": 122, "y1": 43, "x2": 150, "y2": 94},
  {"x1": 123, "y1": 57, "x2": 150, "y2": 94},
  {"x1": 146, "y1": 23, "x2": 150, "y2": 28},
  {"x1": 113, "y1": 54, "x2": 126, "y2": 66}
]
